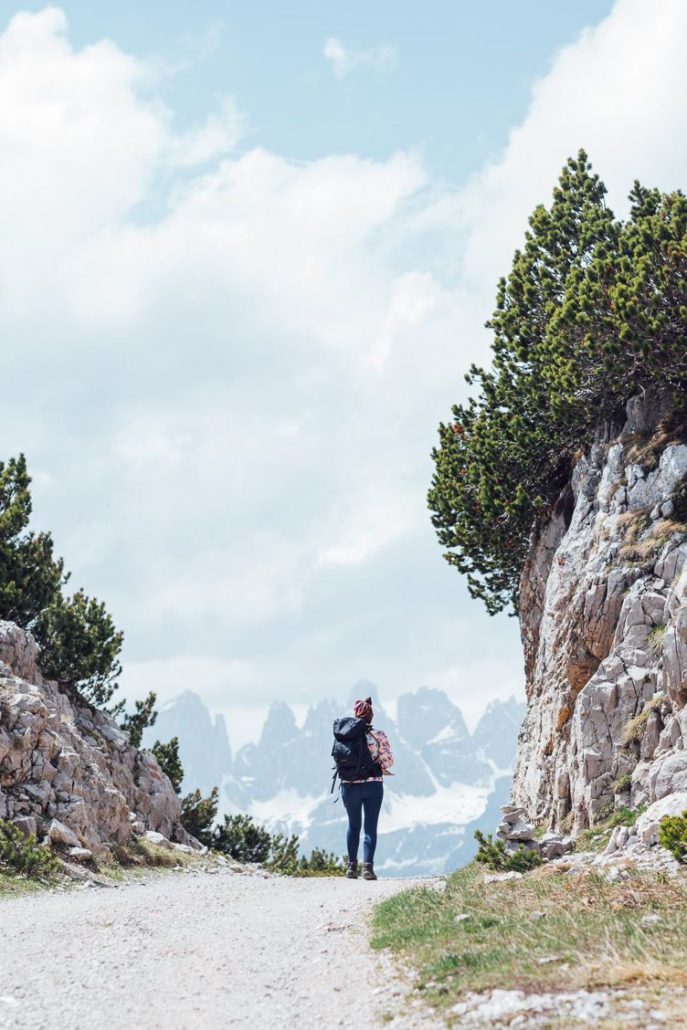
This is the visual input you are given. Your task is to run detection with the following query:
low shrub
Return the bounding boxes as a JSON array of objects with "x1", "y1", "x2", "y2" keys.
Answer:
[
  {"x1": 150, "y1": 737, "x2": 184, "y2": 795},
  {"x1": 0, "y1": 820, "x2": 61, "y2": 879},
  {"x1": 474, "y1": 830, "x2": 541, "y2": 873},
  {"x1": 212, "y1": 814, "x2": 345, "y2": 875},
  {"x1": 658, "y1": 810, "x2": 687, "y2": 864},
  {"x1": 266, "y1": 832, "x2": 300, "y2": 873},
  {"x1": 116, "y1": 691, "x2": 158, "y2": 748},
  {"x1": 180, "y1": 787, "x2": 219, "y2": 847},
  {"x1": 214, "y1": 814, "x2": 272, "y2": 863},
  {"x1": 298, "y1": 847, "x2": 346, "y2": 876}
]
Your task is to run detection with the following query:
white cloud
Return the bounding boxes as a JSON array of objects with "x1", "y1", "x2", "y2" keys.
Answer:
[
  {"x1": 323, "y1": 36, "x2": 397, "y2": 78},
  {"x1": 168, "y1": 95, "x2": 244, "y2": 166},
  {"x1": 438, "y1": 0, "x2": 687, "y2": 292},
  {"x1": 2, "y1": 2, "x2": 687, "y2": 746}
]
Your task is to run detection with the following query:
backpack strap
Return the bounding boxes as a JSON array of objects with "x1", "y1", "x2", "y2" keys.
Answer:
[{"x1": 331, "y1": 767, "x2": 342, "y2": 804}]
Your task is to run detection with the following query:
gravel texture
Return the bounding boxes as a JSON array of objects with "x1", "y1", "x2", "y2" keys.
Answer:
[{"x1": 0, "y1": 869, "x2": 440, "y2": 1030}]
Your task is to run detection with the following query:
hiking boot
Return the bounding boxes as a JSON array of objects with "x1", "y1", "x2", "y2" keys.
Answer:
[
  {"x1": 362, "y1": 862, "x2": 377, "y2": 881},
  {"x1": 346, "y1": 861, "x2": 359, "y2": 879}
]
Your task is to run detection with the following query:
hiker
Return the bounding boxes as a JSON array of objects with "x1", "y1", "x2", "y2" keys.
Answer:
[{"x1": 331, "y1": 696, "x2": 394, "y2": 881}]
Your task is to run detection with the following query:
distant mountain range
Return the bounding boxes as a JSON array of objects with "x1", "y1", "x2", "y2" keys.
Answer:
[{"x1": 144, "y1": 684, "x2": 524, "y2": 876}]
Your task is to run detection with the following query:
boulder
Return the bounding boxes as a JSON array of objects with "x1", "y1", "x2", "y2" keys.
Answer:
[
  {"x1": 634, "y1": 792, "x2": 687, "y2": 846},
  {"x1": 68, "y1": 847, "x2": 93, "y2": 863},
  {"x1": 649, "y1": 752, "x2": 687, "y2": 801},
  {"x1": 539, "y1": 832, "x2": 573, "y2": 861},
  {"x1": 143, "y1": 830, "x2": 175, "y2": 850},
  {"x1": 11, "y1": 816, "x2": 37, "y2": 839},
  {"x1": 48, "y1": 819, "x2": 81, "y2": 849},
  {"x1": 498, "y1": 818, "x2": 536, "y2": 842}
]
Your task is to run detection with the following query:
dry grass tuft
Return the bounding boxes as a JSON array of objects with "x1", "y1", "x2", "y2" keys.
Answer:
[
  {"x1": 616, "y1": 509, "x2": 649, "y2": 534},
  {"x1": 622, "y1": 695, "x2": 664, "y2": 746},
  {"x1": 623, "y1": 413, "x2": 687, "y2": 472},
  {"x1": 616, "y1": 512, "x2": 685, "y2": 565},
  {"x1": 556, "y1": 704, "x2": 573, "y2": 731},
  {"x1": 108, "y1": 838, "x2": 189, "y2": 869},
  {"x1": 654, "y1": 518, "x2": 687, "y2": 540},
  {"x1": 649, "y1": 624, "x2": 668, "y2": 654},
  {"x1": 624, "y1": 440, "x2": 661, "y2": 471}
]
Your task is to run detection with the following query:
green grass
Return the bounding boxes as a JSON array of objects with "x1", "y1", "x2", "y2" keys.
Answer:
[
  {"x1": 573, "y1": 806, "x2": 646, "y2": 854},
  {"x1": 0, "y1": 870, "x2": 48, "y2": 898},
  {"x1": 371, "y1": 864, "x2": 687, "y2": 1015}
]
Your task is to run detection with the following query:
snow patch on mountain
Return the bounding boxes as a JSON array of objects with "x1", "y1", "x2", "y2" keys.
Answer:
[{"x1": 383, "y1": 781, "x2": 490, "y2": 833}]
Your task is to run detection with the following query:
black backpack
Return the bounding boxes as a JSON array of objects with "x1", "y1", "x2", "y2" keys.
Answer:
[{"x1": 330, "y1": 716, "x2": 382, "y2": 793}]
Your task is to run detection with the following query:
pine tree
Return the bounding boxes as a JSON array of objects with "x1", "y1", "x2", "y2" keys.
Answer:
[
  {"x1": 0, "y1": 453, "x2": 125, "y2": 706},
  {"x1": 429, "y1": 152, "x2": 687, "y2": 614},
  {"x1": 151, "y1": 737, "x2": 184, "y2": 794}
]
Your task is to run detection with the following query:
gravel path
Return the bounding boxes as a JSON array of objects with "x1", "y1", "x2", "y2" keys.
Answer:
[{"x1": 0, "y1": 869, "x2": 439, "y2": 1030}]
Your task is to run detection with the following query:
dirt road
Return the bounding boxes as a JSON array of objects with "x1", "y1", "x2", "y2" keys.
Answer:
[{"x1": 0, "y1": 869, "x2": 437, "y2": 1029}]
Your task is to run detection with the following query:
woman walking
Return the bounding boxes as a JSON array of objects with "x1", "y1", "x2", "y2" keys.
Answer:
[{"x1": 333, "y1": 696, "x2": 394, "y2": 881}]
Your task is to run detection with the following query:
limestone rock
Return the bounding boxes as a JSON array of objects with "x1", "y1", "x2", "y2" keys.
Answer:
[
  {"x1": 634, "y1": 792, "x2": 687, "y2": 846},
  {"x1": 539, "y1": 832, "x2": 573, "y2": 861},
  {"x1": 68, "y1": 846, "x2": 93, "y2": 863},
  {"x1": 143, "y1": 830, "x2": 175, "y2": 850},
  {"x1": 496, "y1": 804, "x2": 539, "y2": 855},
  {"x1": 11, "y1": 816, "x2": 37, "y2": 838},
  {"x1": 0, "y1": 621, "x2": 193, "y2": 852},
  {"x1": 512, "y1": 393, "x2": 687, "y2": 843},
  {"x1": 48, "y1": 819, "x2": 81, "y2": 849},
  {"x1": 497, "y1": 818, "x2": 535, "y2": 842}
]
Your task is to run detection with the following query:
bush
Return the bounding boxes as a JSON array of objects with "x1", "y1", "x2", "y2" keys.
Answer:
[
  {"x1": 0, "y1": 820, "x2": 61, "y2": 879},
  {"x1": 180, "y1": 787, "x2": 219, "y2": 847},
  {"x1": 474, "y1": 830, "x2": 542, "y2": 873},
  {"x1": 266, "y1": 832, "x2": 300, "y2": 873},
  {"x1": 429, "y1": 151, "x2": 687, "y2": 615},
  {"x1": 213, "y1": 814, "x2": 272, "y2": 863},
  {"x1": 211, "y1": 814, "x2": 345, "y2": 875},
  {"x1": 659, "y1": 811, "x2": 687, "y2": 863},
  {"x1": 298, "y1": 847, "x2": 346, "y2": 877},
  {"x1": 115, "y1": 691, "x2": 157, "y2": 749},
  {"x1": 151, "y1": 737, "x2": 184, "y2": 794},
  {"x1": 35, "y1": 590, "x2": 123, "y2": 708}
]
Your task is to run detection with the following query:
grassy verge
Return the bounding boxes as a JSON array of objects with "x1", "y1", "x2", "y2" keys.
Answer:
[
  {"x1": 0, "y1": 870, "x2": 49, "y2": 898},
  {"x1": 371, "y1": 864, "x2": 687, "y2": 1017},
  {"x1": 0, "y1": 831, "x2": 206, "y2": 898}
]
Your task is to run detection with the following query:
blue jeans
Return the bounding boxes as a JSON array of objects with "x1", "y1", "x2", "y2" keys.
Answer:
[{"x1": 341, "y1": 780, "x2": 384, "y2": 864}]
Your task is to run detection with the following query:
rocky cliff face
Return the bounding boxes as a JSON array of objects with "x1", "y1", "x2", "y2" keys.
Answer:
[
  {"x1": 0, "y1": 621, "x2": 189, "y2": 855},
  {"x1": 513, "y1": 393, "x2": 687, "y2": 833}
]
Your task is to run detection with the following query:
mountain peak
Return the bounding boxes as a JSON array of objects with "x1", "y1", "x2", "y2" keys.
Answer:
[
  {"x1": 259, "y1": 701, "x2": 298, "y2": 747},
  {"x1": 346, "y1": 679, "x2": 381, "y2": 708},
  {"x1": 396, "y1": 687, "x2": 468, "y2": 749}
]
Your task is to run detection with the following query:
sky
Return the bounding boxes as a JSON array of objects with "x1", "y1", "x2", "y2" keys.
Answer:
[{"x1": 1, "y1": 0, "x2": 686, "y2": 747}]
